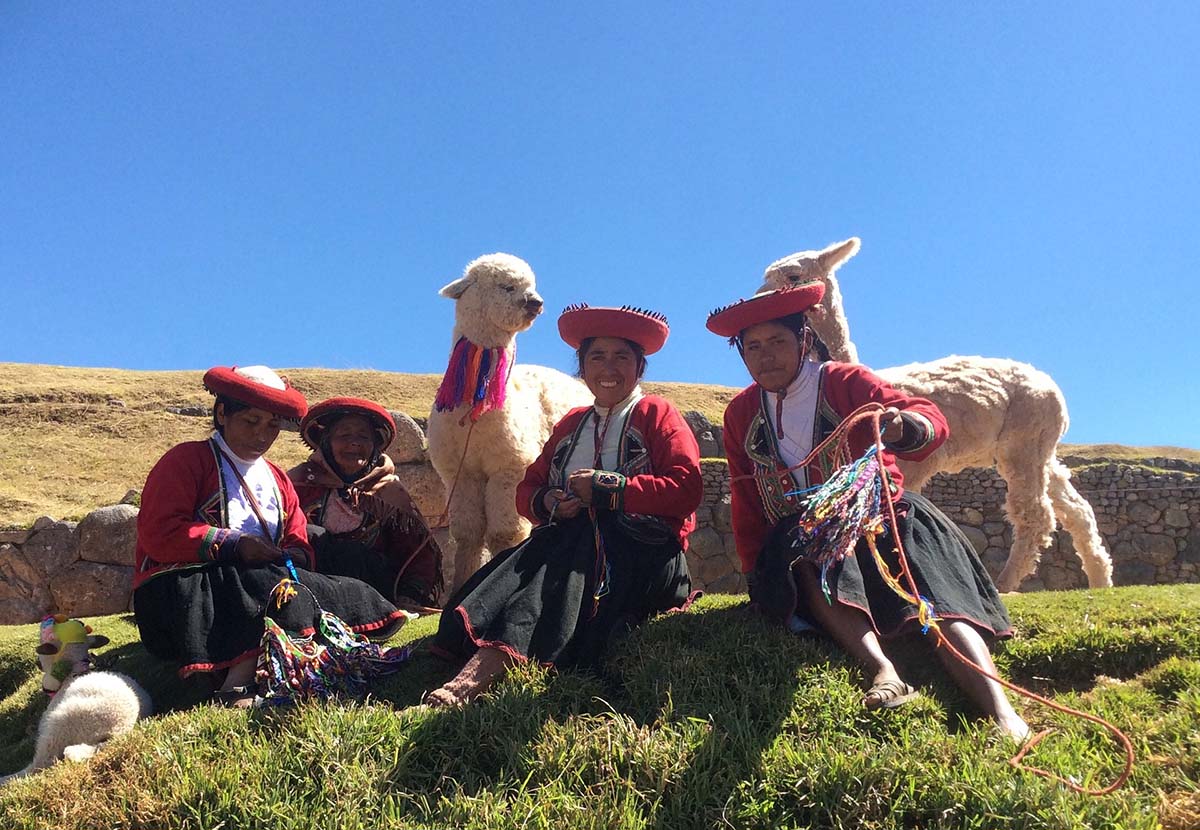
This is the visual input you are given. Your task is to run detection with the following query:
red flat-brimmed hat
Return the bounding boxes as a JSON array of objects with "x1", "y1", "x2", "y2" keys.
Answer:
[
  {"x1": 557, "y1": 304, "x2": 670, "y2": 355},
  {"x1": 705, "y1": 281, "x2": 826, "y2": 338},
  {"x1": 202, "y1": 365, "x2": 308, "y2": 420},
  {"x1": 300, "y1": 397, "x2": 397, "y2": 451}
]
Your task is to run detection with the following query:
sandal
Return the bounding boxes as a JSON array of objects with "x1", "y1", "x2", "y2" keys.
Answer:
[
  {"x1": 212, "y1": 685, "x2": 257, "y2": 709},
  {"x1": 862, "y1": 679, "x2": 919, "y2": 711}
]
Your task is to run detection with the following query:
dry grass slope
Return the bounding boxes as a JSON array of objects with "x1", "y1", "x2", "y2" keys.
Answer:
[
  {"x1": 1, "y1": 363, "x2": 1194, "y2": 527},
  {"x1": 0, "y1": 363, "x2": 740, "y2": 527}
]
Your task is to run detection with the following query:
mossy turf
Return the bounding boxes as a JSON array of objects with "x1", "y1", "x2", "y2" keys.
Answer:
[{"x1": 1, "y1": 585, "x2": 1198, "y2": 829}]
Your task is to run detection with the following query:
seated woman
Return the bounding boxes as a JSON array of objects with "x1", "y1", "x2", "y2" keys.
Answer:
[
  {"x1": 706, "y1": 286, "x2": 1029, "y2": 740},
  {"x1": 289, "y1": 397, "x2": 444, "y2": 612},
  {"x1": 426, "y1": 304, "x2": 702, "y2": 706},
  {"x1": 133, "y1": 366, "x2": 405, "y2": 707}
]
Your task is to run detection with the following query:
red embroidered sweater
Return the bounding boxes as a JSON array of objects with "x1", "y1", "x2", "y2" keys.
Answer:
[
  {"x1": 723, "y1": 362, "x2": 948, "y2": 574},
  {"x1": 516, "y1": 394, "x2": 702, "y2": 548},
  {"x1": 134, "y1": 439, "x2": 313, "y2": 589}
]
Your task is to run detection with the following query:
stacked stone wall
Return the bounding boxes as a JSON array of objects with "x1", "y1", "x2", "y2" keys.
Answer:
[{"x1": 3, "y1": 407, "x2": 1198, "y2": 623}]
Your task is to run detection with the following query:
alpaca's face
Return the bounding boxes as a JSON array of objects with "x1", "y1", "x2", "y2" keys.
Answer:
[
  {"x1": 757, "y1": 238, "x2": 860, "y2": 351},
  {"x1": 758, "y1": 248, "x2": 841, "y2": 325},
  {"x1": 442, "y1": 254, "x2": 545, "y2": 338}
]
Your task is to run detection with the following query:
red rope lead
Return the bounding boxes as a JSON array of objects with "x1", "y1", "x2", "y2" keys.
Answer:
[{"x1": 746, "y1": 402, "x2": 1135, "y2": 796}]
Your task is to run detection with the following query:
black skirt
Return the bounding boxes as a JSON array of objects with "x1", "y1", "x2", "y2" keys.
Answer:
[
  {"x1": 749, "y1": 492, "x2": 1012, "y2": 639},
  {"x1": 432, "y1": 512, "x2": 693, "y2": 670},
  {"x1": 133, "y1": 561, "x2": 404, "y2": 676}
]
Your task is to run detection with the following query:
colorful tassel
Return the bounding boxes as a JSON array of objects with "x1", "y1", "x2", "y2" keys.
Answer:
[
  {"x1": 434, "y1": 337, "x2": 510, "y2": 422},
  {"x1": 786, "y1": 446, "x2": 939, "y2": 629}
]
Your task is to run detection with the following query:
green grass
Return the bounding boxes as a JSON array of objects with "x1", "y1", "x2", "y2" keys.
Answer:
[{"x1": 2, "y1": 586, "x2": 1198, "y2": 828}]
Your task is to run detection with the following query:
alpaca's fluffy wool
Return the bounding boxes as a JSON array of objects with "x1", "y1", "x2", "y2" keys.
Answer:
[
  {"x1": 1, "y1": 648, "x2": 151, "y2": 784},
  {"x1": 759, "y1": 239, "x2": 1112, "y2": 591},
  {"x1": 427, "y1": 253, "x2": 590, "y2": 591}
]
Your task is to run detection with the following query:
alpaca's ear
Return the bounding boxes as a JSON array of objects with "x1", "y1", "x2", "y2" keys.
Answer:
[
  {"x1": 35, "y1": 643, "x2": 59, "y2": 656},
  {"x1": 439, "y1": 276, "x2": 474, "y2": 299},
  {"x1": 86, "y1": 635, "x2": 110, "y2": 650},
  {"x1": 817, "y1": 238, "x2": 861, "y2": 272}
]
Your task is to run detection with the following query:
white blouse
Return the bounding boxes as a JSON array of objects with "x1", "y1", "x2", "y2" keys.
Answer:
[{"x1": 212, "y1": 431, "x2": 282, "y2": 541}]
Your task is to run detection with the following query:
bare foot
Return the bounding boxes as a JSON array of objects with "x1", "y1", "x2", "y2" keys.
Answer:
[
  {"x1": 995, "y1": 714, "x2": 1032, "y2": 743},
  {"x1": 423, "y1": 647, "x2": 515, "y2": 708}
]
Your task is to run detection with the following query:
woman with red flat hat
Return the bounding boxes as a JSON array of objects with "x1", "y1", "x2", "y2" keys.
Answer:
[
  {"x1": 133, "y1": 366, "x2": 405, "y2": 706},
  {"x1": 289, "y1": 397, "x2": 443, "y2": 611},
  {"x1": 708, "y1": 285, "x2": 1029, "y2": 740},
  {"x1": 425, "y1": 304, "x2": 702, "y2": 707}
]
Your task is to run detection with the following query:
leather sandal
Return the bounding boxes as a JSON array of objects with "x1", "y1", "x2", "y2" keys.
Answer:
[{"x1": 862, "y1": 679, "x2": 919, "y2": 711}]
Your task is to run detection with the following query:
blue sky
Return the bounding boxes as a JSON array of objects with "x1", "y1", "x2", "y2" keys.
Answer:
[{"x1": 3, "y1": 3, "x2": 1197, "y2": 447}]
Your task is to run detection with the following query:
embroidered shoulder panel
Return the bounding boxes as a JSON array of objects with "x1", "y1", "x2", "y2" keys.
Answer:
[{"x1": 742, "y1": 410, "x2": 805, "y2": 526}]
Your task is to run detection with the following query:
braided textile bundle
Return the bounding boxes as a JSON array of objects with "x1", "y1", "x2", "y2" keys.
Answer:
[
  {"x1": 433, "y1": 336, "x2": 510, "y2": 422},
  {"x1": 256, "y1": 580, "x2": 413, "y2": 705},
  {"x1": 788, "y1": 445, "x2": 939, "y2": 632}
]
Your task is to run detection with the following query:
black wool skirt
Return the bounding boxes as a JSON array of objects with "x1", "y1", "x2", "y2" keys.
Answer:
[
  {"x1": 432, "y1": 512, "x2": 693, "y2": 670},
  {"x1": 749, "y1": 492, "x2": 1012, "y2": 639},
  {"x1": 134, "y1": 561, "x2": 404, "y2": 677}
]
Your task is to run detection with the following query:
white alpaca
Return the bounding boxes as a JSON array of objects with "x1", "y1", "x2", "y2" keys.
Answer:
[
  {"x1": 427, "y1": 253, "x2": 590, "y2": 592},
  {"x1": 1, "y1": 619, "x2": 151, "y2": 784},
  {"x1": 759, "y1": 238, "x2": 1112, "y2": 592}
]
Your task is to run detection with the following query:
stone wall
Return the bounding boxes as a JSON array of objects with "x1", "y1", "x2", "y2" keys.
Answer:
[
  {"x1": 0, "y1": 507, "x2": 138, "y2": 624},
  {"x1": 922, "y1": 461, "x2": 1200, "y2": 591},
  {"x1": 3, "y1": 407, "x2": 1198, "y2": 623}
]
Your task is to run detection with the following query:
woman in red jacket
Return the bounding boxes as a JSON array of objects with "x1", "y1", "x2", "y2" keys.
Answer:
[
  {"x1": 708, "y1": 285, "x2": 1028, "y2": 740},
  {"x1": 426, "y1": 305, "x2": 702, "y2": 707},
  {"x1": 133, "y1": 366, "x2": 404, "y2": 706},
  {"x1": 290, "y1": 397, "x2": 443, "y2": 611}
]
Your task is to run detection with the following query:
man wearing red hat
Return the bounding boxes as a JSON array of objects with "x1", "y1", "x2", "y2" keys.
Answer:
[
  {"x1": 425, "y1": 304, "x2": 702, "y2": 707},
  {"x1": 133, "y1": 366, "x2": 405, "y2": 707},
  {"x1": 709, "y1": 287, "x2": 1029, "y2": 740},
  {"x1": 289, "y1": 397, "x2": 443, "y2": 611}
]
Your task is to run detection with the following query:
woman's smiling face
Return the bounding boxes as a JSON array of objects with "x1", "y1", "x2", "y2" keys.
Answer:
[
  {"x1": 327, "y1": 414, "x2": 378, "y2": 477},
  {"x1": 582, "y1": 337, "x2": 640, "y2": 408},
  {"x1": 740, "y1": 320, "x2": 802, "y2": 392}
]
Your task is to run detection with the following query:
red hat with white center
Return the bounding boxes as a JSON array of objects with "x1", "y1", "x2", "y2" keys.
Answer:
[
  {"x1": 202, "y1": 365, "x2": 308, "y2": 421},
  {"x1": 557, "y1": 304, "x2": 670, "y2": 354},
  {"x1": 704, "y1": 282, "x2": 826, "y2": 338}
]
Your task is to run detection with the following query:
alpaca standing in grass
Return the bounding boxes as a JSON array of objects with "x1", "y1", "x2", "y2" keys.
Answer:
[
  {"x1": 0, "y1": 617, "x2": 151, "y2": 784},
  {"x1": 427, "y1": 253, "x2": 590, "y2": 592},
  {"x1": 759, "y1": 238, "x2": 1112, "y2": 592}
]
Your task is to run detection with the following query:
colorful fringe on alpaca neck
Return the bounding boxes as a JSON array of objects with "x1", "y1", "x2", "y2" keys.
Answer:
[
  {"x1": 434, "y1": 337, "x2": 511, "y2": 422},
  {"x1": 256, "y1": 579, "x2": 413, "y2": 705},
  {"x1": 786, "y1": 446, "x2": 939, "y2": 632}
]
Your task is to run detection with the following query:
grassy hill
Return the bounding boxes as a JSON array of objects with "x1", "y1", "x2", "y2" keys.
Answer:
[
  {"x1": 1, "y1": 586, "x2": 1198, "y2": 828},
  {"x1": 0, "y1": 363, "x2": 738, "y2": 527},
  {"x1": 1, "y1": 363, "x2": 1196, "y2": 529}
]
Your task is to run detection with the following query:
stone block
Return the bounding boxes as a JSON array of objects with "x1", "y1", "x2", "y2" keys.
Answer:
[
  {"x1": 76, "y1": 504, "x2": 139, "y2": 566},
  {"x1": 51, "y1": 562, "x2": 134, "y2": 618},
  {"x1": 705, "y1": 572, "x2": 744, "y2": 594},
  {"x1": 23, "y1": 521, "x2": 79, "y2": 576},
  {"x1": 687, "y1": 527, "x2": 725, "y2": 561},
  {"x1": 958, "y1": 525, "x2": 988, "y2": 555},
  {"x1": 983, "y1": 522, "x2": 1008, "y2": 535},
  {"x1": 1114, "y1": 560, "x2": 1157, "y2": 586},
  {"x1": 1132, "y1": 532, "x2": 1178, "y2": 566},
  {"x1": 0, "y1": 595, "x2": 52, "y2": 625},
  {"x1": 961, "y1": 507, "x2": 984, "y2": 526},
  {"x1": 711, "y1": 500, "x2": 733, "y2": 533},
  {"x1": 386, "y1": 411, "x2": 428, "y2": 464},
  {"x1": 699, "y1": 554, "x2": 734, "y2": 585},
  {"x1": 0, "y1": 530, "x2": 30, "y2": 545},
  {"x1": 393, "y1": 463, "x2": 447, "y2": 528},
  {"x1": 1164, "y1": 508, "x2": 1190, "y2": 528}
]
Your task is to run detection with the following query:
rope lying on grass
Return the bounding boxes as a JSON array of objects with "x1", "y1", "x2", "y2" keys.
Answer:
[{"x1": 733, "y1": 402, "x2": 1135, "y2": 796}]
